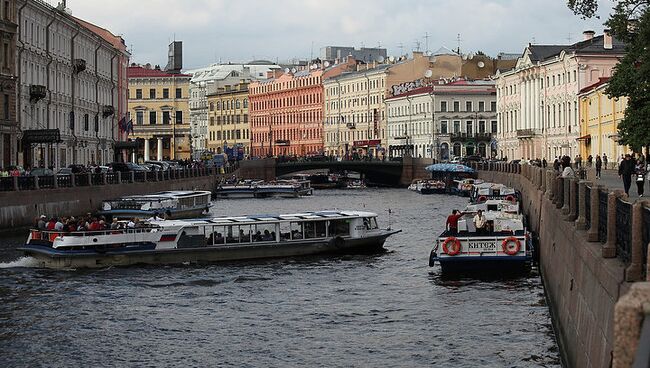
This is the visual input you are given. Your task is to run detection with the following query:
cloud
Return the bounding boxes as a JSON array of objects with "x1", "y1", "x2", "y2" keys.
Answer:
[{"x1": 67, "y1": 0, "x2": 612, "y2": 68}]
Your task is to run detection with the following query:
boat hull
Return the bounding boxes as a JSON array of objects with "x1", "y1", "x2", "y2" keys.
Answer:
[
  {"x1": 433, "y1": 255, "x2": 532, "y2": 274},
  {"x1": 18, "y1": 232, "x2": 398, "y2": 269}
]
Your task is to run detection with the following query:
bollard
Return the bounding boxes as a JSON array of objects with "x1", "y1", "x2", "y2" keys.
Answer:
[
  {"x1": 562, "y1": 177, "x2": 571, "y2": 215},
  {"x1": 613, "y1": 283, "x2": 650, "y2": 368},
  {"x1": 102, "y1": 173, "x2": 107, "y2": 185},
  {"x1": 87, "y1": 172, "x2": 92, "y2": 186},
  {"x1": 575, "y1": 181, "x2": 590, "y2": 230},
  {"x1": 34, "y1": 176, "x2": 39, "y2": 190},
  {"x1": 130, "y1": 171, "x2": 135, "y2": 183},
  {"x1": 546, "y1": 170, "x2": 555, "y2": 200},
  {"x1": 117, "y1": 171, "x2": 122, "y2": 183},
  {"x1": 555, "y1": 177, "x2": 564, "y2": 208},
  {"x1": 566, "y1": 178, "x2": 578, "y2": 221},
  {"x1": 603, "y1": 190, "x2": 624, "y2": 258},
  {"x1": 70, "y1": 173, "x2": 76, "y2": 187},
  {"x1": 625, "y1": 201, "x2": 645, "y2": 281},
  {"x1": 53, "y1": 174, "x2": 59, "y2": 189},
  {"x1": 587, "y1": 185, "x2": 601, "y2": 242}
]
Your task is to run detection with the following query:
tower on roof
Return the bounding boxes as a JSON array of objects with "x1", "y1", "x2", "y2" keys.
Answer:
[{"x1": 165, "y1": 41, "x2": 183, "y2": 74}]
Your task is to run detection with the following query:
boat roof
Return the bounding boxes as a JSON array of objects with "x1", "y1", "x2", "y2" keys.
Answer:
[
  {"x1": 106, "y1": 190, "x2": 212, "y2": 201},
  {"x1": 149, "y1": 210, "x2": 377, "y2": 226}
]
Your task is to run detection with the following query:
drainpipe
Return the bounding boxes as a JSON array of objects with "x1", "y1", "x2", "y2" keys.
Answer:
[
  {"x1": 45, "y1": 12, "x2": 56, "y2": 168},
  {"x1": 363, "y1": 73, "x2": 371, "y2": 154},
  {"x1": 406, "y1": 95, "x2": 413, "y2": 157},
  {"x1": 429, "y1": 90, "x2": 436, "y2": 160},
  {"x1": 16, "y1": 0, "x2": 28, "y2": 164},
  {"x1": 70, "y1": 26, "x2": 80, "y2": 162},
  {"x1": 109, "y1": 53, "x2": 117, "y2": 146},
  {"x1": 94, "y1": 41, "x2": 101, "y2": 164},
  {"x1": 336, "y1": 79, "x2": 342, "y2": 157}
]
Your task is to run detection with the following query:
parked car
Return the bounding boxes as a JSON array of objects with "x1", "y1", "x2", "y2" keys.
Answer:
[
  {"x1": 68, "y1": 164, "x2": 87, "y2": 174},
  {"x1": 57, "y1": 168, "x2": 73, "y2": 176},
  {"x1": 140, "y1": 163, "x2": 161, "y2": 172},
  {"x1": 30, "y1": 168, "x2": 55, "y2": 176},
  {"x1": 108, "y1": 162, "x2": 147, "y2": 173},
  {"x1": 144, "y1": 160, "x2": 170, "y2": 171}
]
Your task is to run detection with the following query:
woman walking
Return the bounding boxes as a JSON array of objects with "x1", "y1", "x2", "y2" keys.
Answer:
[
  {"x1": 595, "y1": 155, "x2": 602, "y2": 179},
  {"x1": 635, "y1": 158, "x2": 647, "y2": 197}
]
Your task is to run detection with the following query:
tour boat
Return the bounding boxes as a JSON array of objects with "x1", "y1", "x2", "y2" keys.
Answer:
[
  {"x1": 98, "y1": 190, "x2": 212, "y2": 219},
  {"x1": 428, "y1": 198, "x2": 533, "y2": 273},
  {"x1": 418, "y1": 179, "x2": 446, "y2": 194},
  {"x1": 470, "y1": 182, "x2": 521, "y2": 203},
  {"x1": 215, "y1": 180, "x2": 311, "y2": 198},
  {"x1": 19, "y1": 210, "x2": 400, "y2": 269},
  {"x1": 346, "y1": 179, "x2": 366, "y2": 189},
  {"x1": 451, "y1": 178, "x2": 484, "y2": 197}
]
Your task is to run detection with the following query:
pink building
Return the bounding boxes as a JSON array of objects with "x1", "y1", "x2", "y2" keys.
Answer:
[{"x1": 249, "y1": 61, "x2": 354, "y2": 157}]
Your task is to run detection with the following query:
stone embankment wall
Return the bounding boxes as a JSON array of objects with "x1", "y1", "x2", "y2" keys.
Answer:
[
  {"x1": 476, "y1": 163, "x2": 649, "y2": 368},
  {"x1": 0, "y1": 170, "x2": 223, "y2": 229}
]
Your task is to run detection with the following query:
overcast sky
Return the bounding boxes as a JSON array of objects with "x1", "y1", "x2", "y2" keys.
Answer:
[{"x1": 62, "y1": 0, "x2": 614, "y2": 69}]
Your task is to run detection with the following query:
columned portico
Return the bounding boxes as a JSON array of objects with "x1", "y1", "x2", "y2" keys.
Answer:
[{"x1": 144, "y1": 139, "x2": 150, "y2": 162}]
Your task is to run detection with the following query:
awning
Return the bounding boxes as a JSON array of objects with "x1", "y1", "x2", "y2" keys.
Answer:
[
  {"x1": 113, "y1": 140, "x2": 141, "y2": 149},
  {"x1": 576, "y1": 135, "x2": 591, "y2": 142}
]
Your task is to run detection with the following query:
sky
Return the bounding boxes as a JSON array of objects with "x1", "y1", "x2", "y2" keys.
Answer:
[{"x1": 60, "y1": 0, "x2": 615, "y2": 69}]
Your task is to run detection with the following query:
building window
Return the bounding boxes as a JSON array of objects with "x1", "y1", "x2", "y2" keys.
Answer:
[
  {"x1": 209, "y1": 117, "x2": 214, "y2": 126},
  {"x1": 453, "y1": 101, "x2": 460, "y2": 112},
  {"x1": 3, "y1": 43, "x2": 7, "y2": 69},
  {"x1": 136, "y1": 89, "x2": 142, "y2": 99},
  {"x1": 209, "y1": 102, "x2": 214, "y2": 111},
  {"x1": 84, "y1": 114, "x2": 89, "y2": 131},
  {"x1": 453, "y1": 120, "x2": 460, "y2": 133},
  {"x1": 162, "y1": 111, "x2": 170, "y2": 125},
  {"x1": 149, "y1": 88, "x2": 156, "y2": 99},
  {"x1": 440, "y1": 101, "x2": 447, "y2": 112},
  {"x1": 216, "y1": 101, "x2": 221, "y2": 110},
  {"x1": 149, "y1": 111, "x2": 156, "y2": 124},
  {"x1": 176, "y1": 111, "x2": 182, "y2": 124},
  {"x1": 490, "y1": 101, "x2": 496, "y2": 112},
  {"x1": 175, "y1": 88, "x2": 182, "y2": 98},
  {"x1": 466, "y1": 121, "x2": 473, "y2": 135},
  {"x1": 3, "y1": 94, "x2": 8, "y2": 120},
  {"x1": 236, "y1": 99, "x2": 241, "y2": 109},
  {"x1": 466, "y1": 101, "x2": 472, "y2": 112},
  {"x1": 4, "y1": 1, "x2": 9, "y2": 21},
  {"x1": 491, "y1": 120, "x2": 498, "y2": 133},
  {"x1": 478, "y1": 101, "x2": 485, "y2": 112},
  {"x1": 136, "y1": 111, "x2": 143, "y2": 125},
  {"x1": 440, "y1": 120, "x2": 448, "y2": 134},
  {"x1": 243, "y1": 114, "x2": 248, "y2": 123},
  {"x1": 162, "y1": 88, "x2": 169, "y2": 99},
  {"x1": 479, "y1": 120, "x2": 486, "y2": 134},
  {"x1": 243, "y1": 99, "x2": 248, "y2": 108}
]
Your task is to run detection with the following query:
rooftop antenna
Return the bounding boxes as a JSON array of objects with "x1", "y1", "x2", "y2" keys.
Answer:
[
  {"x1": 456, "y1": 33, "x2": 462, "y2": 54},
  {"x1": 414, "y1": 39, "x2": 421, "y2": 52},
  {"x1": 566, "y1": 33, "x2": 573, "y2": 43},
  {"x1": 424, "y1": 32, "x2": 430, "y2": 54},
  {"x1": 397, "y1": 43, "x2": 404, "y2": 56},
  {"x1": 532, "y1": 37, "x2": 536, "y2": 44},
  {"x1": 377, "y1": 41, "x2": 381, "y2": 48}
]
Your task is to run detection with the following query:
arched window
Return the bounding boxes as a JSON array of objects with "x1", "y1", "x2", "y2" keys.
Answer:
[
  {"x1": 236, "y1": 99, "x2": 241, "y2": 109},
  {"x1": 243, "y1": 99, "x2": 248, "y2": 108}
]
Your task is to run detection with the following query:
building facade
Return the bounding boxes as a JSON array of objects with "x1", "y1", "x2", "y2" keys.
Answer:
[
  {"x1": 578, "y1": 78, "x2": 630, "y2": 161},
  {"x1": 206, "y1": 82, "x2": 250, "y2": 157},
  {"x1": 0, "y1": 0, "x2": 16, "y2": 168},
  {"x1": 249, "y1": 60, "x2": 353, "y2": 157},
  {"x1": 188, "y1": 61, "x2": 279, "y2": 157},
  {"x1": 495, "y1": 31, "x2": 625, "y2": 161},
  {"x1": 386, "y1": 80, "x2": 497, "y2": 160},
  {"x1": 17, "y1": 0, "x2": 128, "y2": 169},
  {"x1": 128, "y1": 65, "x2": 191, "y2": 161}
]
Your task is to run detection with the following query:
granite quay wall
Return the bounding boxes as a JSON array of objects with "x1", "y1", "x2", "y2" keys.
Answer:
[
  {"x1": 0, "y1": 167, "x2": 234, "y2": 230},
  {"x1": 472, "y1": 162, "x2": 650, "y2": 368}
]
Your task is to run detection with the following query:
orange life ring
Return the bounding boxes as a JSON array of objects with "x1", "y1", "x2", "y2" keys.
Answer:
[
  {"x1": 442, "y1": 237, "x2": 461, "y2": 256},
  {"x1": 505, "y1": 195, "x2": 516, "y2": 203},
  {"x1": 502, "y1": 236, "x2": 521, "y2": 255},
  {"x1": 477, "y1": 195, "x2": 487, "y2": 202},
  {"x1": 31, "y1": 230, "x2": 41, "y2": 240},
  {"x1": 48, "y1": 232, "x2": 60, "y2": 242}
]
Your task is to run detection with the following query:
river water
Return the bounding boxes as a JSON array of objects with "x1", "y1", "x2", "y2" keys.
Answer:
[{"x1": 0, "y1": 189, "x2": 560, "y2": 367}]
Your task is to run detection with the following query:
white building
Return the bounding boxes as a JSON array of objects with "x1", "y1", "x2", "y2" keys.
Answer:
[
  {"x1": 494, "y1": 31, "x2": 625, "y2": 161},
  {"x1": 187, "y1": 61, "x2": 280, "y2": 157},
  {"x1": 386, "y1": 79, "x2": 497, "y2": 160},
  {"x1": 17, "y1": 0, "x2": 129, "y2": 169}
]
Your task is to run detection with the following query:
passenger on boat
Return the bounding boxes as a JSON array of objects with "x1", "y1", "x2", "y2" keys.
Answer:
[
  {"x1": 262, "y1": 230, "x2": 273, "y2": 241},
  {"x1": 147, "y1": 212, "x2": 163, "y2": 221},
  {"x1": 110, "y1": 218, "x2": 119, "y2": 230},
  {"x1": 127, "y1": 218, "x2": 136, "y2": 229},
  {"x1": 291, "y1": 229, "x2": 303, "y2": 239},
  {"x1": 37, "y1": 215, "x2": 47, "y2": 230},
  {"x1": 46, "y1": 218, "x2": 56, "y2": 230},
  {"x1": 445, "y1": 210, "x2": 463, "y2": 235},
  {"x1": 215, "y1": 233, "x2": 224, "y2": 244},
  {"x1": 54, "y1": 218, "x2": 64, "y2": 231},
  {"x1": 473, "y1": 210, "x2": 488, "y2": 235}
]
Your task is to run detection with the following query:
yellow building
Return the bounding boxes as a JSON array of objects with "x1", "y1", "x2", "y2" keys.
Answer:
[
  {"x1": 127, "y1": 65, "x2": 192, "y2": 161},
  {"x1": 206, "y1": 83, "x2": 250, "y2": 157},
  {"x1": 578, "y1": 78, "x2": 630, "y2": 164}
]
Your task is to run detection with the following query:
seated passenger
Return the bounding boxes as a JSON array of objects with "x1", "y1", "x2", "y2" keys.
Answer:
[
  {"x1": 262, "y1": 229, "x2": 273, "y2": 241},
  {"x1": 214, "y1": 233, "x2": 224, "y2": 244}
]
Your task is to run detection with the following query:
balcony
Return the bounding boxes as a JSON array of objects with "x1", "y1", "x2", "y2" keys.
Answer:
[
  {"x1": 102, "y1": 105, "x2": 115, "y2": 118},
  {"x1": 29, "y1": 85, "x2": 46, "y2": 103},
  {"x1": 449, "y1": 132, "x2": 492, "y2": 142},
  {"x1": 73, "y1": 58, "x2": 86, "y2": 74},
  {"x1": 516, "y1": 129, "x2": 541, "y2": 139},
  {"x1": 346, "y1": 122, "x2": 356, "y2": 129}
]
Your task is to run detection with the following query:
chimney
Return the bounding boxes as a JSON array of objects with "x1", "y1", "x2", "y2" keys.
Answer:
[
  {"x1": 603, "y1": 29, "x2": 613, "y2": 49},
  {"x1": 583, "y1": 30, "x2": 595, "y2": 41}
]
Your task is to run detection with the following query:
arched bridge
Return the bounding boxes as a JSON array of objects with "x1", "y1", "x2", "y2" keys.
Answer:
[{"x1": 238, "y1": 157, "x2": 434, "y2": 187}]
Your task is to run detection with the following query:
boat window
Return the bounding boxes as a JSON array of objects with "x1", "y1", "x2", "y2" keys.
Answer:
[
  {"x1": 236, "y1": 225, "x2": 251, "y2": 243},
  {"x1": 328, "y1": 219, "x2": 350, "y2": 236},
  {"x1": 304, "y1": 221, "x2": 326, "y2": 239},
  {"x1": 289, "y1": 222, "x2": 303, "y2": 239},
  {"x1": 279, "y1": 222, "x2": 292, "y2": 241},
  {"x1": 207, "y1": 225, "x2": 226, "y2": 245},
  {"x1": 487, "y1": 204, "x2": 498, "y2": 211},
  {"x1": 252, "y1": 223, "x2": 277, "y2": 242}
]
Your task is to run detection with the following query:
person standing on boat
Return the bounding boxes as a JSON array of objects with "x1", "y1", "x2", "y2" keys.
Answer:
[
  {"x1": 445, "y1": 210, "x2": 463, "y2": 235},
  {"x1": 473, "y1": 210, "x2": 488, "y2": 235}
]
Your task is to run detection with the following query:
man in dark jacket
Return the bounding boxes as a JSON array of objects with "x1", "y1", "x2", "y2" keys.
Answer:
[{"x1": 619, "y1": 154, "x2": 636, "y2": 196}]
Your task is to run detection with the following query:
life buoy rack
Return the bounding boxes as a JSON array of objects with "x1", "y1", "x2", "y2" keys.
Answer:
[
  {"x1": 505, "y1": 195, "x2": 516, "y2": 203},
  {"x1": 477, "y1": 195, "x2": 488, "y2": 202},
  {"x1": 442, "y1": 237, "x2": 461, "y2": 256},
  {"x1": 502, "y1": 236, "x2": 521, "y2": 256}
]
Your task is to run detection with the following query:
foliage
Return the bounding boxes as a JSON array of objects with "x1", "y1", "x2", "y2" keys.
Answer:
[{"x1": 568, "y1": 0, "x2": 650, "y2": 151}]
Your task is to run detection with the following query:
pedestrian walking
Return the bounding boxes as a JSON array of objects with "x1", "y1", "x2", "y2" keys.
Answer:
[
  {"x1": 618, "y1": 154, "x2": 635, "y2": 196},
  {"x1": 602, "y1": 153, "x2": 608, "y2": 170},
  {"x1": 595, "y1": 155, "x2": 602, "y2": 179},
  {"x1": 635, "y1": 158, "x2": 647, "y2": 197}
]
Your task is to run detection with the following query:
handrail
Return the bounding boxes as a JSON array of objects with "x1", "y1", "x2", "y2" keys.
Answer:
[{"x1": 32, "y1": 227, "x2": 160, "y2": 238}]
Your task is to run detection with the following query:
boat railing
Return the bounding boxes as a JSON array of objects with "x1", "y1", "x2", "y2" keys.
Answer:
[{"x1": 30, "y1": 227, "x2": 161, "y2": 242}]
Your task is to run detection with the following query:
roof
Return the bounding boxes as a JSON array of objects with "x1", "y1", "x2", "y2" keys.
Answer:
[
  {"x1": 187, "y1": 63, "x2": 281, "y2": 83},
  {"x1": 527, "y1": 34, "x2": 625, "y2": 63},
  {"x1": 72, "y1": 16, "x2": 127, "y2": 52},
  {"x1": 579, "y1": 77, "x2": 611, "y2": 94},
  {"x1": 128, "y1": 66, "x2": 191, "y2": 78}
]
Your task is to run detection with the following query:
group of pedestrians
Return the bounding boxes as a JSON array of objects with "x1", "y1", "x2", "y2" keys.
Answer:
[{"x1": 618, "y1": 154, "x2": 647, "y2": 197}]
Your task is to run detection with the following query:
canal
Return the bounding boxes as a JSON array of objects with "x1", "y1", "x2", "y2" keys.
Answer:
[{"x1": 0, "y1": 188, "x2": 560, "y2": 367}]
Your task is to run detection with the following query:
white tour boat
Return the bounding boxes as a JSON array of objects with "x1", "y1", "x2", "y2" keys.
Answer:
[
  {"x1": 451, "y1": 178, "x2": 483, "y2": 197},
  {"x1": 215, "y1": 179, "x2": 311, "y2": 198},
  {"x1": 470, "y1": 182, "x2": 520, "y2": 203},
  {"x1": 428, "y1": 198, "x2": 533, "y2": 273},
  {"x1": 98, "y1": 190, "x2": 212, "y2": 219},
  {"x1": 19, "y1": 210, "x2": 400, "y2": 269}
]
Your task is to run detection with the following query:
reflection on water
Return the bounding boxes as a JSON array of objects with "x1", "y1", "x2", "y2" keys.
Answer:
[{"x1": 0, "y1": 189, "x2": 560, "y2": 367}]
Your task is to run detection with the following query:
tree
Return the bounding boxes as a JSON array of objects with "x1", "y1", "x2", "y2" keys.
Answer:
[{"x1": 568, "y1": 0, "x2": 650, "y2": 151}]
